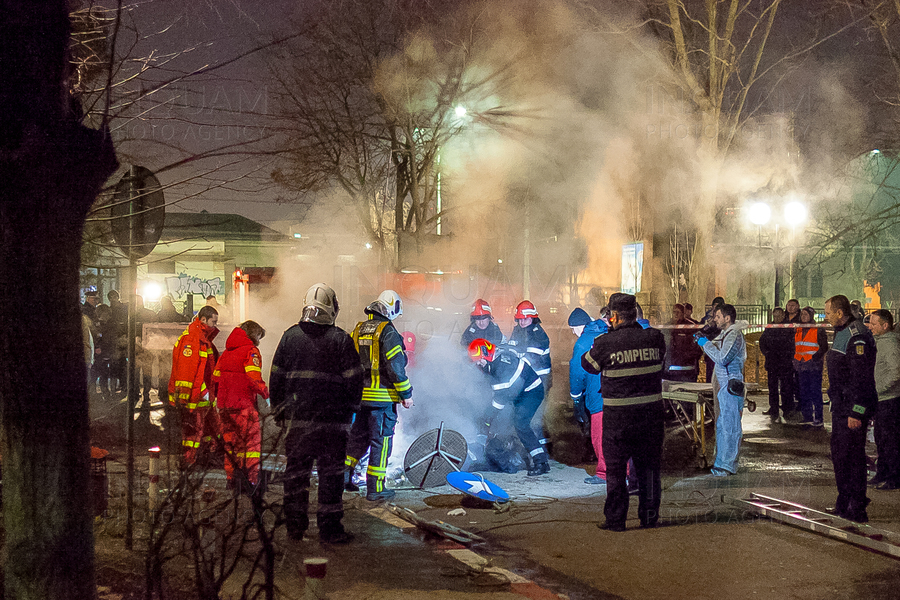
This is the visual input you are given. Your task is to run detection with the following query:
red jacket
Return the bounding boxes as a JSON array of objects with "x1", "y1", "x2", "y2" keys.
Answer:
[
  {"x1": 168, "y1": 318, "x2": 220, "y2": 410},
  {"x1": 213, "y1": 327, "x2": 269, "y2": 410}
]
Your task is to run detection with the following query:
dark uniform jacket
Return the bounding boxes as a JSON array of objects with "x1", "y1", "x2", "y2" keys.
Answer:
[
  {"x1": 269, "y1": 322, "x2": 363, "y2": 424},
  {"x1": 508, "y1": 318, "x2": 552, "y2": 387},
  {"x1": 582, "y1": 321, "x2": 666, "y2": 407},
  {"x1": 352, "y1": 312, "x2": 413, "y2": 406},
  {"x1": 759, "y1": 325, "x2": 795, "y2": 372},
  {"x1": 826, "y1": 317, "x2": 877, "y2": 420},
  {"x1": 460, "y1": 319, "x2": 505, "y2": 348},
  {"x1": 486, "y1": 348, "x2": 543, "y2": 409}
]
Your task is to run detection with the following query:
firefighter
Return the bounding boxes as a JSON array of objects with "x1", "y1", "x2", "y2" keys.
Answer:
[
  {"x1": 460, "y1": 298, "x2": 506, "y2": 348},
  {"x1": 213, "y1": 320, "x2": 269, "y2": 493},
  {"x1": 168, "y1": 305, "x2": 222, "y2": 467},
  {"x1": 469, "y1": 338, "x2": 550, "y2": 476},
  {"x1": 345, "y1": 290, "x2": 414, "y2": 502},
  {"x1": 582, "y1": 293, "x2": 666, "y2": 531},
  {"x1": 270, "y1": 283, "x2": 363, "y2": 543},
  {"x1": 508, "y1": 300, "x2": 552, "y2": 451},
  {"x1": 508, "y1": 300, "x2": 552, "y2": 388}
]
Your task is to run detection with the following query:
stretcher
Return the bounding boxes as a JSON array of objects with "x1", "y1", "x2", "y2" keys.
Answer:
[{"x1": 661, "y1": 381, "x2": 758, "y2": 468}]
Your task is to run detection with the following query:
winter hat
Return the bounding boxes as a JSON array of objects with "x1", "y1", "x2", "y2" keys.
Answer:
[{"x1": 567, "y1": 307, "x2": 591, "y2": 327}]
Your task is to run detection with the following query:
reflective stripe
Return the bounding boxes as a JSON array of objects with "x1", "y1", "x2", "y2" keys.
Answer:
[
  {"x1": 492, "y1": 400, "x2": 505, "y2": 410},
  {"x1": 245, "y1": 365, "x2": 261, "y2": 373},
  {"x1": 526, "y1": 347, "x2": 550, "y2": 356},
  {"x1": 668, "y1": 365, "x2": 694, "y2": 371},
  {"x1": 282, "y1": 370, "x2": 344, "y2": 384},
  {"x1": 362, "y1": 388, "x2": 400, "y2": 402},
  {"x1": 493, "y1": 360, "x2": 524, "y2": 390},
  {"x1": 534, "y1": 367, "x2": 551, "y2": 375},
  {"x1": 183, "y1": 440, "x2": 200, "y2": 448},
  {"x1": 603, "y1": 394, "x2": 662, "y2": 407},
  {"x1": 385, "y1": 345, "x2": 403, "y2": 359},
  {"x1": 584, "y1": 352, "x2": 602, "y2": 372},
  {"x1": 529, "y1": 447, "x2": 545, "y2": 457},
  {"x1": 394, "y1": 378, "x2": 412, "y2": 392},
  {"x1": 570, "y1": 392, "x2": 583, "y2": 400},
  {"x1": 213, "y1": 370, "x2": 221, "y2": 377},
  {"x1": 524, "y1": 378, "x2": 542, "y2": 392},
  {"x1": 605, "y1": 364, "x2": 663, "y2": 378},
  {"x1": 175, "y1": 380, "x2": 193, "y2": 388},
  {"x1": 342, "y1": 366, "x2": 363, "y2": 378},
  {"x1": 345, "y1": 456, "x2": 359, "y2": 468},
  {"x1": 199, "y1": 350, "x2": 209, "y2": 358}
]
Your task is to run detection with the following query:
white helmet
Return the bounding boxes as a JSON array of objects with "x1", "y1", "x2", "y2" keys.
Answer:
[
  {"x1": 301, "y1": 283, "x2": 339, "y2": 325},
  {"x1": 370, "y1": 289, "x2": 403, "y2": 321}
]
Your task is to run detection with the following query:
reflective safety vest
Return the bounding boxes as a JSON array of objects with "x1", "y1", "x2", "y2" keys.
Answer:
[
  {"x1": 352, "y1": 316, "x2": 412, "y2": 405},
  {"x1": 794, "y1": 327, "x2": 819, "y2": 362}
]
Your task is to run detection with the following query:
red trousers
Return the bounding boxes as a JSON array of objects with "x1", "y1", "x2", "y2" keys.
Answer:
[
  {"x1": 218, "y1": 407, "x2": 261, "y2": 485},
  {"x1": 179, "y1": 406, "x2": 221, "y2": 466},
  {"x1": 590, "y1": 412, "x2": 607, "y2": 479}
]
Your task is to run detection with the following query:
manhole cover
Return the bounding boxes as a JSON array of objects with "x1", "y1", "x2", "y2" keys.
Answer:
[{"x1": 744, "y1": 437, "x2": 791, "y2": 444}]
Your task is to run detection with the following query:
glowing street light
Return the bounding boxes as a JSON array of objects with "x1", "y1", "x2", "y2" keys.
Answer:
[
  {"x1": 747, "y1": 202, "x2": 771, "y2": 226},
  {"x1": 454, "y1": 105, "x2": 467, "y2": 118},
  {"x1": 784, "y1": 201, "x2": 807, "y2": 227},
  {"x1": 141, "y1": 281, "x2": 162, "y2": 302}
]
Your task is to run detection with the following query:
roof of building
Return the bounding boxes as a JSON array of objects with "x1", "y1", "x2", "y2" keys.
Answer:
[{"x1": 161, "y1": 212, "x2": 290, "y2": 243}]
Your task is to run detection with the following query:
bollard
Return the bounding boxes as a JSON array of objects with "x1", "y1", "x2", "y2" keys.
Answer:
[
  {"x1": 148, "y1": 447, "x2": 161, "y2": 513},
  {"x1": 303, "y1": 558, "x2": 328, "y2": 600}
]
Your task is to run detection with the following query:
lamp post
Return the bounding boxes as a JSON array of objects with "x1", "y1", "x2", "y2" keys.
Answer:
[{"x1": 747, "y1": 199, "x2": 807, "y2": 308}]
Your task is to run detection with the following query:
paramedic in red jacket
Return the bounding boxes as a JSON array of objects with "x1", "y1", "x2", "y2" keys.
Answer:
[
  {"x1": 168, "y1": 305, "x2": 222, "y2": 466},
  {"x1": 214, "y1": 320, "x2": 269, "y2": 490}
]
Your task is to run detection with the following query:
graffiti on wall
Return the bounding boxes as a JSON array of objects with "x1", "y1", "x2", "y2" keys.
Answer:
[{"x1": 165, "y1": 274, "x2": 224, "y2": 300}]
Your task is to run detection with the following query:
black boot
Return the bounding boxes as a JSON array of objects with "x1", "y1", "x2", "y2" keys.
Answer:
[{"x1": 527, "y1": 456, "x2": 550, "y2": 477}]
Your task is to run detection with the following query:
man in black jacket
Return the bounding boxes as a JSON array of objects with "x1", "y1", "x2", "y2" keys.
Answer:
[
  {"x1": 582, "y1": 293, "x2": 666, "y2": 531},
  {"x1": 759, "y1": 307, "x2": 795, "y2": 421},
  {"x1": 824, "y1": 295, "x2": 877, "y2": 523},
  {"x1": 270, "y1": 283, "x2": 363, "y2": 544}
]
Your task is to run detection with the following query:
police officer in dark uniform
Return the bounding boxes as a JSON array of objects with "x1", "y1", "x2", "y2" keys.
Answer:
[
  {"x1": 468, "y1": 338, "x2": 550, "y2": 476},
  {"x1": 824, "y1": 294, "x2": 877, "y2": 523},
  {"x1": 345, "y1": 290, "x2": 414, "y2": 502},
  {"x1": 582, "y1": 293, "x2": 666, "y2": 531},
  {"x1": 269, "y1": 283, "x2": 363, "y2": 544}
]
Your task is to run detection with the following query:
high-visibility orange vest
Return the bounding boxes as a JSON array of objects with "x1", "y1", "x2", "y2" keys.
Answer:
[{"x1": 794, "y1": 328, "x2": 819, "y2": 362}]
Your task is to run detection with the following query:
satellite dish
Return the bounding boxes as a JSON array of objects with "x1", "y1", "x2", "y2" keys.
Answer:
[
  {"x1": 111, "y1": 165, "x2": 165, "y2": 259},
  {"x1": 403, "y1": 423, "x2": 467, "y2": 489},
  {"x1": 446, "y1": 471, "x2": 509, "y2": 503}
]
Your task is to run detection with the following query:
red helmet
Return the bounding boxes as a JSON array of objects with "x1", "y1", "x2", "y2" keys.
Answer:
[
  {"x1": 468, "y1": 338, "x2": 496, "y2": 363},
  {"x1": 471, "y1": 298, "x2": 492, "y2": 317},
  {"x1": 514, "y1": 300, "x2": 538, "y2": 320}
]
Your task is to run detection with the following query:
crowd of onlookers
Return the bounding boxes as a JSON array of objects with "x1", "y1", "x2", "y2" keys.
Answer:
[{"x1": 80, "y1": 290, "x2": 220, "y2": 404}]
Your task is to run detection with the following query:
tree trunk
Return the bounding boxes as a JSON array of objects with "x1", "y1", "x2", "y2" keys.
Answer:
[{"x1": 0, "y1": 3, "x2": 118, "y2": 599}]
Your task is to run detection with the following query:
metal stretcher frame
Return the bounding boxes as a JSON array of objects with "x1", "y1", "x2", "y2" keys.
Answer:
[{"x1": 661, "y1": 381, "x2": 758, "y2": 468}]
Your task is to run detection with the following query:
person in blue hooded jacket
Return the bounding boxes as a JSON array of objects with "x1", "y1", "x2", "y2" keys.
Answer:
[{"x1": 568, "y1": 308, "x2": 609, "y2": 484}]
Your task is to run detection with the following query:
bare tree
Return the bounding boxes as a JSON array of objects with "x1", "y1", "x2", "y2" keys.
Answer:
[
  {"x1": 269, "y1": 0, "x2": 528, "y2": 266},
  {"x1": 0, "y1": 3, "x2": 119, "y2": 599}
]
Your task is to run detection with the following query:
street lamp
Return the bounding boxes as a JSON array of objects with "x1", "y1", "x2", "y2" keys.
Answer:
[{"x1": 745, "y1": 198, "x2": 807, "y2": 307}]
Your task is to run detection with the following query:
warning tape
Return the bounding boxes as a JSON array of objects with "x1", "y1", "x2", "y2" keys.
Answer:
[{"x1": 654, "y1": 323, "x2": 831, "y2": 330}]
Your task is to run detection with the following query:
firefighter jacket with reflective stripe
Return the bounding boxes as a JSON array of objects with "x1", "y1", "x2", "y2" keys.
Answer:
[
  {"x1": 507, "y1": 318, "x2": 552, "y2": 385},
  {"x1": 486, "y1": 348, "x2": 543, "y2": 409},
  {"x1": 168, "y1": 318, "x2": 220, "y2": 410},
  {"x1": 352, "y1": 313, "x2": 413, "y2": 406},
  {"x1": 827, "y1": 318, "x2": 877, "y2": 420},
  {"x1": 581, "y1": 321, "x2": 666, "y2": 407},
  {"x1": 269, "y1": 321, "x2": 363, "y2": 423},
  {"x1": 460, "y1": 319, "x2": 506, "y2": 349},
  {"x1": 793, "y1": 326, "x2": 827, "y2": 369},
  {"x1": 213, "y1": 327, "x2": 269, "y2": 410}
]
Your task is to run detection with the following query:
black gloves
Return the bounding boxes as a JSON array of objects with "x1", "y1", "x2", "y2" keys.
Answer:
[{"x1": 572, "y1": 398, "x2": 589, "y2": 425}]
